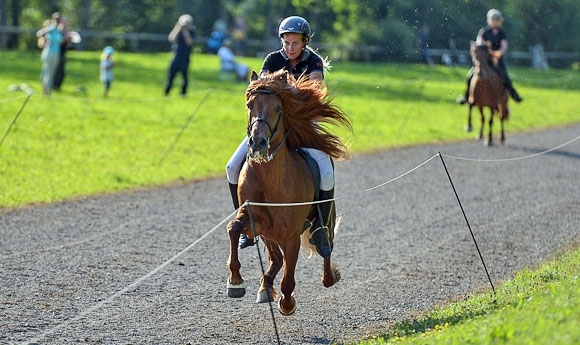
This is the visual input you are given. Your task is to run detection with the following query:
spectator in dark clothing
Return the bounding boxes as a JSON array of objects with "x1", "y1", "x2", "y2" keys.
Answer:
[
  {"x1": 53, "y1": 17, "x2": 71, "y2": 91},
  {"x1": 164, "y1": 14, "x2": 196, "y2": 96},
  {"x1": 417, "y1": 25, "x2": 434, "y2": 66}
]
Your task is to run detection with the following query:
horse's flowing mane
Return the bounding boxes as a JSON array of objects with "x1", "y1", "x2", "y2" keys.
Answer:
[
  {"x1": 471, "y1": 42, "x2": 493, "y2": 68},
  {"x1": 245, "y1": 69, "x2": 352, "y2": 160}
]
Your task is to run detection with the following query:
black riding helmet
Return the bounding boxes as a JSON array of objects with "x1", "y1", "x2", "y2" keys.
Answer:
[{"x1": 278, "y1": 16, "x2": 311, "y2": 43}]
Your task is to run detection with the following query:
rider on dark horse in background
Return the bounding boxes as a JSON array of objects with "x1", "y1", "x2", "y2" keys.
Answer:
[
  {"x1": 457, "y1": 9, "x2": 523, "y2": 106},
  {"x1": 225, "y1": 16, "x2": 335, "y2": 258}
]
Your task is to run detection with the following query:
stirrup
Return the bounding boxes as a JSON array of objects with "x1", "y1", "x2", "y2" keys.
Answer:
[
  {"x1": 309, "y1": 225, "x2": 328, "y2": 238},
  {"x1": 309, "y1": 225, "x2": 331, "y2": 258},
  {"x1": 239, "y1": 234, "x2": 257, "y2": 249}
]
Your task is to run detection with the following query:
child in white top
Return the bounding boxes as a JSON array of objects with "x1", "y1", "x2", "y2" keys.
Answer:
[{"x1": 100, "y1": 46, "x2": 115, "y2": 97}]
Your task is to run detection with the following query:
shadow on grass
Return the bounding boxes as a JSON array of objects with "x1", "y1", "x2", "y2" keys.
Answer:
[{"x1": 381, "y1": 296, "x2": 495, "y2": 340}]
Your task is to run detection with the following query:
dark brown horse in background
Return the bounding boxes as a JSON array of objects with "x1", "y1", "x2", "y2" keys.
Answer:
[
  {"x1": 465, "y1": 42, "x2": 509, "y2": 145},
  {"x1": 226, "y1": 69, "x2": 352, "y2": 315}
]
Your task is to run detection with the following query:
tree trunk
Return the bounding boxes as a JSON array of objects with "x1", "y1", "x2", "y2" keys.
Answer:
[
  {"x1": 79, "y1": 0, "x2": 91, "y2": 50},
  {"x1": 0, "y1": 0, "x2": 7, "y2": 49},
  {"x1": 7, "y1": 0, "x2": 20, "y2": 48}
]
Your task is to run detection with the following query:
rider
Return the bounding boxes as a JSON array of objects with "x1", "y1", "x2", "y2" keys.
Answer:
[
  {"x1": 457, "y1": 9, "x2": 523, "y2": 105},
  {"x1": 225, "y1": 15, "x2": 335, "y2": 258}
]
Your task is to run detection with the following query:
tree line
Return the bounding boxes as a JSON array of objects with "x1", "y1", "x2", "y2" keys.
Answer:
[{"x1": 1, "y1": 0, "x2": 579, "y2": 64}]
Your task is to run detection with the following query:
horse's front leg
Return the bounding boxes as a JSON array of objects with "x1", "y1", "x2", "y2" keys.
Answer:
[
  {"x1": 322, "y1": 209, "x2": 341, "y2": 288},
  {"x1": 226, "y1": 219, "x2": 246, "y2": 298},
  {"x1": 500, "y1": 116, "x2": 505, "y2": 144},
  {"x1": 322, "y1": 256, "x2": 341, "y2": 288},
  {"x1": 278, "y1": 239, "x2": 301, "y2": 315},
  {"x1": 478, "y1": 107, "x2": 485, "y2": 141},
  {"x1": 487, "y1": 110, "x2": 494, "y2": 146},
  {"x1": 465, "y1": 104, "x2": 473, "y2": 132},
  {"x1": 256, "y1": 238, "x2": 283, "y2": 303}
]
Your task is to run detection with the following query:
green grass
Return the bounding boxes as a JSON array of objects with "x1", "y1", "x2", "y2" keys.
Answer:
[
  {"x1": 356, "y1": 246, "x2": 580, "y2": 345},
  {"x1": 1, "y1": 50, "x2": 578, "y2": 208}
]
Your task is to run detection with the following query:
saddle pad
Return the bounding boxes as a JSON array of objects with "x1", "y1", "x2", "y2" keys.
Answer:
[{"x1": 297, "y1": 148, "x2": 320, "y2": 200}]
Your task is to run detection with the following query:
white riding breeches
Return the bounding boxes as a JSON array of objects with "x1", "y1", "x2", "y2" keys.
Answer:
[
  {"x1": 225, "y1": 137, "x2": 249, "y2": 185},
  {"x1": 225, "y1": 137, "x2": 335, "y2": 191}
]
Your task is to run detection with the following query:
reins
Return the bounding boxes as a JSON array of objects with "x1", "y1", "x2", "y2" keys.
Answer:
[{"x1": 473, "y1": 46, "x2": 496, "y2": 80}]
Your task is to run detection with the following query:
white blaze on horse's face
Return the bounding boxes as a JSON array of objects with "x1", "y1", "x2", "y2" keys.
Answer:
[{"x1": 246, "y1": 92, "x2": 283, "y2": 163}]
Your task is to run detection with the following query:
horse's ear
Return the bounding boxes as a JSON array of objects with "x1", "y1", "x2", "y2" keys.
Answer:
[
  {"x1": 280, "y1": 70, "x2": 289, "y2": 82},
  {"x1": 250, "y1": 71, "x2": 259, "y2": 81}
]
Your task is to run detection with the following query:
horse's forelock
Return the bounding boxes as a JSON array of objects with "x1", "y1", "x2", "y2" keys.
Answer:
[
  {"x1": 471, "y1": 45, "x2": 492, "y2": 66},
  {"x1": 246, "y1": 70, "x2": 295, "y2": 99},
  {"x1": 244, "y1": 69, "x2": 351, "y2": 160}
]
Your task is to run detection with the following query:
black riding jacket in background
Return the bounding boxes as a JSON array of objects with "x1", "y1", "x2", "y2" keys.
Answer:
[{"x1": 477, "y1": 25, "x2": 508, "y2": 70}]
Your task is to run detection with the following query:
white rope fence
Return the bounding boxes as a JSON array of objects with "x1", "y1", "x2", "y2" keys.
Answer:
[{"x1": 441, "y1": 133, "x2": 580, "y2": 162}]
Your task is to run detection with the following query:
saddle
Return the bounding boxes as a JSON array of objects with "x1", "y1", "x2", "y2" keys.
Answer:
[
  {"x1": 297, "y1": 148, "x2": 321, "y2": 197},
  {"x1": 297, "y1": 148, "x2": 326, "y2": 233}
]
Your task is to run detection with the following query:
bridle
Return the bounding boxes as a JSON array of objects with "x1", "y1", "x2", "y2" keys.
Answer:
[{"x1": 246, "y1": 88, "x2": 289, "y2": 162}]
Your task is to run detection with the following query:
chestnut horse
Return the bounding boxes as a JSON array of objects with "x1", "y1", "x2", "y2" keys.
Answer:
[
  {"x1": 466, "y1": 42, "x2": 509, "y2": 145},
  {"x1": 226, "y1": 69, "x2": 352, "y2": 315}
]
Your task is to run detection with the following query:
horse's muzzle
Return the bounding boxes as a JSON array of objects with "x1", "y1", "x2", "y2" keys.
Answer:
[{"x1": 247, "y1": 136, "x2": 270, "y2": 161}]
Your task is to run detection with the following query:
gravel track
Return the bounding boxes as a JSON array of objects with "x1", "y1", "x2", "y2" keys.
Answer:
[{"x1": 1, "y1": 124, "x2": 579, "y2": 345}]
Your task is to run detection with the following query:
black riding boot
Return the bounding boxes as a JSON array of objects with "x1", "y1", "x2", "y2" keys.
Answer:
[
  {"x1": 499, "y1": 69, "x2": 523, "y2": 103},
  {"x1": 229, "y1": 182, "x2": 240, "y2": 210},
  {"x1": 504, "y1": 78, "x2": 523, "y2": 103},
  {"x1": 309, "y1": 188, "x2": 334, "y2": 258},
  {"x1": 229, "y1": 182, "x2": 256, "y2": 249},
  {"x1": 508, "y1": 85, "x2": 523, "y2": 103}
]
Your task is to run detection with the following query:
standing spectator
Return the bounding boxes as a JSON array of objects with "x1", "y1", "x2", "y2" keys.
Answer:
[
  {"x1": 36, "y1": 12, "x2": 63, "y2": 96},
  {"x1": 100, "y1": 46, "x2": 115, "y2": 97},
  {"x1": 53, "y1": 16, "x2": 71, "y2": 91},
  {"x1": 164, "y1": 14, "x2": 196, "y2": 96},
  {"x1": 417, "y1": 25, "x2": 434, "y2": 66}
]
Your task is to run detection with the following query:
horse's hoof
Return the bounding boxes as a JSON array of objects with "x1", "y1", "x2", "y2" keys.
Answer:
[
  {"x1": 227, "y1": 281, "x2": 246, "y2": 298},
  {"x1": 278, "y1": 296, "x2": 297, "y2": 316},
  {"x1": 322, "y1": 264, "x2": 341, "y2": 288},
  {"x1": 256, "y1": 288, "x2": 276, "y2": 303},
  {"x1": 464, "y1": 125, "x2": 472, "y2": 132}
]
